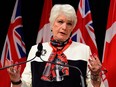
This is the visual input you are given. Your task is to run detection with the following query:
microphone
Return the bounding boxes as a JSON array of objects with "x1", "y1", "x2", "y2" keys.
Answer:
[
  {"x1": 36, "y1": 43, "x2": 85, "y2": 87},
  {"x1": 0, "y1": 43, "x2": 43, "y2": 70},
  {"x1": 36, "y1": 43, "x2": 46, "y2": 57}
]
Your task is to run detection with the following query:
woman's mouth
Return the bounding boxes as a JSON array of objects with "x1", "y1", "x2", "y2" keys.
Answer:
[{"x1": 59, "y1": 32, "x2": 66, "y2": 35}]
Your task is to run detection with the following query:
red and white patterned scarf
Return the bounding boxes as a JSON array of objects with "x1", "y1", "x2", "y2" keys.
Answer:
[{"x1": 41, "y1": 37, "x2": 72, "y2": 82}]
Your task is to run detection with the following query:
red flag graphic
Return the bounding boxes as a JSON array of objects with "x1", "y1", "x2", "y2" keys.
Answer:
[
  {"x1": 0, "y1": 0, "x2": 26, "y2": 86},
  {"x1": 71, "y1": 0, "x2": 98, "y2": 55},
  {"x1": 102, "y1": 0, "x2": 116, "y2": 87},
  {"x1": 36, "y1": 0, "x2": 52, "y2": 43}
]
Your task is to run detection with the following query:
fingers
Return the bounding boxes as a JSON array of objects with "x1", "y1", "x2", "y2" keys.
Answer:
[
  {"x1": 93, "y1": 54, "x2": 102, "y2": 67},
  {"x1": 93, "y1": 55, "x2": 101, "y2": 65},
  {"x1": 8, "y1": 67, "x2": 16, "y2": 75},
  {"x1": 5, "y1": 60, "x2": 21, "y2": 82},
  {"x1": 88, "y1": 54, "x2": 102, "y2": 74},
  {"x1": 14, "y1": 64, "x2": 21, "y2": 74},
  {"x1": 5, "y1": 59, "x2": 13, "y2": 67},
  {"x1": 89, "y1": 54, "x2": 102, "y2": 66},
  {"x1": 7, "y1": 61, "x2": 21, "y2": 75}
]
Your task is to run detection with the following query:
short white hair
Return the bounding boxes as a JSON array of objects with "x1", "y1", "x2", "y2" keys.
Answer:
[{"x1": 49, "y1": 4, "x2": 77, "y2": 28}]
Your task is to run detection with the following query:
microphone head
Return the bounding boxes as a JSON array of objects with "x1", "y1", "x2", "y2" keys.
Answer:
[
  {"x1": 36, "y1": 43, "x2": 43, "y2": 57},
  {"x1": 37, "y1": 43, "x2": 43, "y2": 51}
]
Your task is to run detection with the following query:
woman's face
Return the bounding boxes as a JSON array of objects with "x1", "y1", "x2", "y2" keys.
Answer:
[{"x1": 52, "y1": 14, "x2": 74, "y2": 42}]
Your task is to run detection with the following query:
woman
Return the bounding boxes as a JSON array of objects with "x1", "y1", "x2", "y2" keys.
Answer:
[{"x1": 7, "y1": 4, "x2": 104, "y2": 87}]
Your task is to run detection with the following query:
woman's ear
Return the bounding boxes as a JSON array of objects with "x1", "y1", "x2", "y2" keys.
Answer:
[{"x1": 50, "y1": 24, "x2": 53, "y2": 32}]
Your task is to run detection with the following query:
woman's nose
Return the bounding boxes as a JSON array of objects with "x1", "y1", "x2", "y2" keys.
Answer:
[{"x1": 61, "y1": 23, "x2": 67, "y2": 30}]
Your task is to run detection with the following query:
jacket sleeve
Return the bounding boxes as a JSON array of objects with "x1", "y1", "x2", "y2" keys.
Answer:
[{"x1": 20, "y1": 45, "x2": 37, "y2": 87}]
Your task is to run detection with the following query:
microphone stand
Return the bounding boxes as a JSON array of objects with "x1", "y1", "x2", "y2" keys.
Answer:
[
  {"x1": 0, "y1": 43, "x2": 42, "y2": 70},
  {"x1": 39, "y1": 56, "x2": 85, "y2": 87},
  {"x1": 0, "y1": 56, "x2": 36, "y2": 70}
]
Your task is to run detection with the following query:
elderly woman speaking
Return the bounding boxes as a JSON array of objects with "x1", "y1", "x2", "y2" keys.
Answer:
[{"x1": 7, "y1": 4, "x2": 104, "y2": 87}]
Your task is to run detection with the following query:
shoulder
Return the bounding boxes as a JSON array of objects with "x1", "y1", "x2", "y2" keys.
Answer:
[
  {"x1": 64, "y1": 41, "x2": 91, "y2": 61},
  {"x1": 71, "y1": 41, "x2": 90, "y2": 49}
]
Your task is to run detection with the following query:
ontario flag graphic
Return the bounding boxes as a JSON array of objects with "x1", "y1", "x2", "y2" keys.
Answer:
[
  {"x1": 71, "y1": 0, "x2": 98, "y2": 55},
  {"x1": 36, "y1": 0, "x2": 52, "y2": 43},
  {"x1": 102, "y1": 0, "x2": 116, "y2": 87},
  {"x1": 0, "y1": 0, "x2": 26, "y2": 86}
]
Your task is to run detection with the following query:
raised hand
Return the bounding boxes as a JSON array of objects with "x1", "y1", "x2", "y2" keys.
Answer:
[
  {"x1": 88, "y1": 54, "x2": 102, "y2": 75},
  {"x1": 5, "y1": 59, "x2": 21, "y2": 82}
]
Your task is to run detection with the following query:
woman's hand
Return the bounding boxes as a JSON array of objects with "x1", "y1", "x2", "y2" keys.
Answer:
[
  {"x1": 88, "y1": 54, "x2": 102, "y2": 76},
  {"x1": 88, "y1": 54, "x2": 102, "y2": 87},
  {"x1": 5, "y1": 59, "x2": 21, "y2": 82}
]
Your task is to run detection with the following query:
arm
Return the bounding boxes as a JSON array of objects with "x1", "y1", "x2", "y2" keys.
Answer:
[
  {"x1": 9, "y1": 58, "x2": 32, "y2": 87},
  {"x1": 10, "y1": 60, "x2": 32, "y2": 87},
  {"x1": 6, "y1": 60, "x2": 22, "y2": 87},
  {"x1": 87, "y1": 54, "x2": 105, "y2": 87},
  {"x1": 7, "y1": 45, "x2": 36, "y2": 87},
  {"x1": 84, "y1": 46, "x2": 105, "y2": 87}
]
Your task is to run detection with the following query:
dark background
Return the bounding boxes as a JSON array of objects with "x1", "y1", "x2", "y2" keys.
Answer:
[{"x1": 0, "y1": 0, "x2": 110, "y2": 61}]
